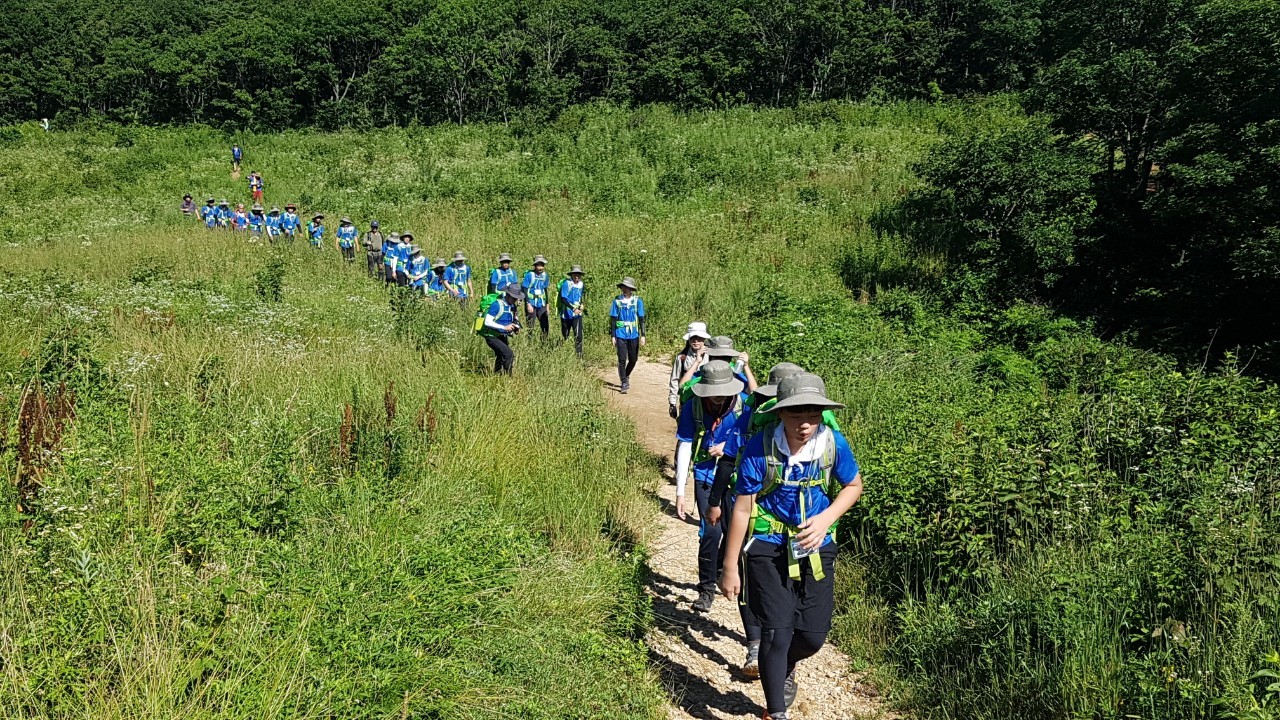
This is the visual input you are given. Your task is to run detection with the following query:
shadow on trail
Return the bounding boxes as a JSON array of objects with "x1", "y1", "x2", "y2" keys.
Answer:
[
  {"x1": 649, "y1": 647, "x2": 759, "y2": 720},
  {"x1": 650, "y1": 571, "x2": 747, "y2": 655}
]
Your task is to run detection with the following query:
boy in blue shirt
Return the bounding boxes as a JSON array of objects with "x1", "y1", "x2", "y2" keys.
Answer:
[
  {"x1": 247, "y1": 204, "x2": 266, "y2": 238},
  {"x1": 427, "y1": 258, "x2": 448, "y2": 297},
  {"x1": 406, "y1": 247, "x2": 429, "y2": 291},
  {"x1": 264, "y1": 207, "x2": 283, "y2": 242},
  {"x1": 335, "y1": 217, "x2": 358, "y2": 263},
  {"x1": 479, "y1": 283, "x2": 525, "y2": 374},
  {"x1": 201, "y1": 197, "x2": 218, "y2": 229},
  {"x1": 307, "y1": 214, "x2": 325, "y2": 248},
  {"x1": 393, "y1": 233, "x2": 415, "y2": 286},
  {"x1": 720, "y1": 374, "x2": 863, "y2": 720},
  {"x1": 444, "y1": 251, "x2": 472, "y2": 302},
  {"x1": 216, "y1": 199, "x2": 231, "y2": 229},
  {"x1": 558, "y1": 265, "x2": 585, "y2": 356},
  {"x1": 521, "y1": 255, "x2": 551, "y2": 338},
  {"x1": 281, "y1": 203, "x2": 300, "y2": 241},
  {"x1": 488, "y1": 253, "x2": 517, "y2": 295},
  {"x1": 609, "y1": 277, "x2": 646, "y2": 394},
  {"x1": 382, "y1": 233, "x2": 400, "y2": 285}
]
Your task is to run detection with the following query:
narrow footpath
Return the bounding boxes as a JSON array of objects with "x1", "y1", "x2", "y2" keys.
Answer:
[{"x1": 598, "y1": 358, "x2": 887, "y2": 720}]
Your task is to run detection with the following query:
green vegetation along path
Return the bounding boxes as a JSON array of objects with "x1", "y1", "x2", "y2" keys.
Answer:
[{"x1": 598, "y1": 357, "x2": 886, "y2": 720}]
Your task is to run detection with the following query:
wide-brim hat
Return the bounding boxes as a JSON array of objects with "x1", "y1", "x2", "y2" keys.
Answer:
[
  {"x1": 692, "y1": 360, "x2": 745, "y2": 398},
  {"x1": 219, "y1": 199, "x2": 229, "y2": 205},
  {"x1": 566, "y1": 265, "x2": 584, "y2": 276},
  {"x1": 269, "y1": 207, "x2": 280, "y2": 213},
  {"x1": 388, "y1": 232, "x2": 401, "y2": 240},
  {"x1": 705, "y1": 336, "x2": 739, "y2": 358},
  {"x1": 433, "y1": 259, "x2": 447, "y2": 269},
  {"x1": 285, "y1": 203, "x2": 297, "y2": 209},
  {"x1": 452, "y1": 251, "x2": 467, "y2": 262},
  {"x1": 401, "y1": 232, "x2": 415, "y2": 241},
  {"x1": 682, "y1": 322, "x2": 711, "y2": 341},
  {"x1": 205, "y1": 197, "x2": 214, "y2": 203},
  {"x1": 617, "y1": 277, "x2": 638, "y2": 291},
  {"x1": 411, "y1": 246, "x2": 423, "y2": 255},
  {"x1": 532, "y1": 255, "x2": 547, "y2": 265},
  {"x1": 312, "y1": 213, "x2": 324, "y2": 219},
  {"x1": 771, "y1": 373, "x2": 845, "y2": 412},
  {"x1": 755, "y1": 362, "x2": 806, "y2": 398},
  {"x1": 504, "y1": 282, "x2": 526, "y2": 300},
  {"x1": 252, "y1": 204, "x2": 264, "y2": 212},
  {"x1": 498, "y1": 253, "x2": 512, "y2": 263},
  {"x1": 340, "y1": 216, "x2": 352, "y2": 224}
]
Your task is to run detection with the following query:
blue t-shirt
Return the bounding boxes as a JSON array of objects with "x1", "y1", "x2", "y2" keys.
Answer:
[
  {"x1": 407, "y1": 256, "x2": 428, "y2": 286},
  {"x1": 609, "y1": 295, "x2": 645, "y2": 340},
  {"x1": 232, "y1": 146, "x2": 242, "y2": 161},
  {"x1": 735, "y1": 428, "x2": 860, "y2": 546},
  {"x1": 248, "y1": 213, "x2": 265, "y2": 231},
  {"x1": 336, "y1": 225, "x2": 358, "y2": 247},
  {"x1": 489, "y1": 267, "x2": 517, "y2": 293},
  {"x1": 281, "y1": 213, "x2": 300, "y2": 232},
  {"x1": 394, "y1": 242, "x2": 412, "y2": 268},
  {"x1": 522, "y1": 270, "x2": 550, "y2": 308},
  {"x1": 265, "y1": 215, "x2": 282, "y2": 235},
  {"x1": 676, "y1": 397, "x2": 746, "y2": 486},
  {"x1": 308, "y1": 223, "x2": 325, "y2": 243},
  {"x1": 558, "y1": 279, "x2": 583, "y2": 320},
  {"x1": 382, "y1": 240, "x2": 397, "y2": 265},
  {"x1": 484, "y1": 298, "x2": 516, "y2": 334},
  {"x1": 445, "y1": 264, "x2": 471, "y2": 297},
  {"x1": 203, "y1": 206, "x2": 218, "y2": 228},
  {"x1": 427, "y1": 272, "x2": 447, "y2": 294}
]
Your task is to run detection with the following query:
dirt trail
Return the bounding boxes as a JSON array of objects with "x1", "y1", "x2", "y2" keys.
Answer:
[{"x1": 598, "y1": 357, "x2": 886, "y2": 720}]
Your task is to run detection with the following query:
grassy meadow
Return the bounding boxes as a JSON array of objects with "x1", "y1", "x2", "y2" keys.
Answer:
[{"x1": 2, "y1": 100, "x2": 1278, "y2": 719}]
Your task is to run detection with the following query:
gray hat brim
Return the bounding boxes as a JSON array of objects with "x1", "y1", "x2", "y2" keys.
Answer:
[
  {"x1": 505, "y1": 287, "x2": 527, "y2": 300},
  {"x1": 691, "y1": 377, "x2": 745, "y2": 398},
  {"x1": 754, "y1": 384, "x2": 781, "y2": 398},
  {"x1": 770, "y1": 393, "x2": 845, "y2": 412},
  {"x1": 705, "y1": 346, "x2": 741, "y2": 359}
]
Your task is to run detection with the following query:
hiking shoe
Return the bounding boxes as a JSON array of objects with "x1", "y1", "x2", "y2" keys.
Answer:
[
  {"x1": 692, "y1": 589, "x2": 715, "y2": 612},
  {"x1": 743, "y1": 642, "x2": 760, "y2": 678},
  {"x1": 620, "y1": 383, "x2": 629, "y2": 394},
  {"x1": 783, "y1": 671, "x2": 797, "y2": 708}
]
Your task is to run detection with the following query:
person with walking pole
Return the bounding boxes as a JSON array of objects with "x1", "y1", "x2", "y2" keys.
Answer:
[
  {"x1": 558, "y1": 265, "x2": 586, "y2": 357},
  {"x1": 669, "y1": 322, "x2": 711, "y2": 419},
  {"x1": 609, "y1": 277, "x2": 646, "y2": 394},
  {"x1": 521, "y1": 255, "x2": 551, "y2": 338},
  {"x1": 674, "y1": 360, "x2": 749, "y2": 614},
  {"x1": 719, "y1": 373, "x2": 863, "y2": 720},
  {"x1": 478, "y1": 282, "x2": 525, "y2": 375}
]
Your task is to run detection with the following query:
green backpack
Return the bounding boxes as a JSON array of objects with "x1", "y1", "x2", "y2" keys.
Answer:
[{"x1": 472, "y1": 292, "x2": 503, "y2": 336}]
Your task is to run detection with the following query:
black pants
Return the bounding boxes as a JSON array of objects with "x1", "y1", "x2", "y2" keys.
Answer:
[
  {"x1": 340, "y1": 245, "x2": 355, "y2": 262},
  {"x1": 694, "y1": 481, "x2": 728, "y2": 593},
  {"x1": 526, "y1": 306, "x2": 549, "y2": 337},
  {"x1": 384, "y1": 268, "x2": 396, "y2": 285},
  {"x1": 561, "y1": 315, "x2": 583, "y2": 356},
  {"x1": 367, "y1": 253, "x2": 383, "y2": 279},
  {"x1": 615, "y1": 337, "x2": 639, "y2": 386},
  {"x1": 485, "y1": 335, "x2": 514, "y2": 374}
]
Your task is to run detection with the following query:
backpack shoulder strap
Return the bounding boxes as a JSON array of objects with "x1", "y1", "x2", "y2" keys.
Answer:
[{"x1": 758, "y1": 423, "x2": 785, "y2": 499}]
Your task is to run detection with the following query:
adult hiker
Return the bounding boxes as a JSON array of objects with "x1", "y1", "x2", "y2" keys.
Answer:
[
  {"x1": 673, "y1": 359, "x2": 748, "y2": 614},
  {"x1": 719, "y1": 373, "x2": 863, "y2": 720},
  {"x1": 406, "y1": 246, "x2": 429, "y2": 292},
  {"x1": 281, "y1": 203, "x2": 301, "y2": 241},
  {"x1": 669, "y1": 322, "x2": 711, "y2": 418},
  {"x1": 201, "y1": 197, "x2": 218, "y2": 229},
  {"x1": 231, "y1": 203, "x2": 249, "y2": 232},
  {"x1": 264, "y1": 207, "x2": 283, "y2": 242},
  {"x1": 521, "y1": 255, "x2": 551, "y2": 338},
  {"x1": 231, "y1": 144, "x2": 242, "y2": 172},
  {"x1": 248, "y1": 171, "x2": 264, "y2": 204},
  {"x1": 394, "y1": 233, "x2": 415, "y2": 287},
  {"x1": 182, "y1": 194, "x2": 197, "y2": 217},
  {"x1": 307, "y1": 213, "x2": 325, "y2": 248},
  {"x1": 382, "y1": 232, "x2": 400, "y2": 285},
  {"x1": 335, "y1": 217, "x2": 359, "y2": 263},
  {"x1": 363, "y1": 221, "x2": 385, "y2": 280},
  {"x1": 479, "y1": 282, "x2": 525, "y2": 375},
  {"x1": 444, "y1": 251, "x2": 473, "y2": 303},
  {"x1": 426, "y1": 258, "x2": 448, "y2": 297},
  {"x1": 488, "y1": 253, "x2": 517, "y2": 295},
  {"x1": 247, "y1": 204, "x2": 266, "y2": 238},
  {"x1": 609, "y1": 277, "x2": 646, "y2": 394},
  {"x1": 558, "y1": 265, "x2": 586, "y2": 356}
]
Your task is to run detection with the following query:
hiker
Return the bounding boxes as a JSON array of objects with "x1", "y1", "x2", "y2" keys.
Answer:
[
  {"x1": 307, "y1": 213, "x2": 325, "y2": 248},
  {"x1": 182, "y1": 194, "x2": 197, "y2": 217},
  {"x1": 216, "y1": 199, "x2": 231, "y2": 229},
  {"x1": 679, "y1": 336, "x2": 759, "y2": 399},
  {"x1": 406, "y1": 246, "x2": 429, "y2": 292},
  {"x1": 609, "y1": 277, "x2": 646, "y2": 394},
  {"x1": 231, "y1": 144, "x2": 242, "y2": 172},
  {"x1": 444, "y1": 251, "x2": 473, "y2": 302},
  {"x1": 335, "y1": 217, "x2": 358, "y2": 262},
  {"x1": 382, "y1": 232, "x2": 400, "y2": 285},
  {"x1": 247, "y1": 204, "x2": 266, "y2": 238},
  {"x1": 427, "y1": 258, "x2": 448, "y2": 297},
  {"x1": 231, "y1": 203, "x2": 249, "y2": 231},
  {"x1": 488, "y1": 253, "x2": 518, "y2": 295},
  {"x1": 281, "y1": 203, "x2": 301, "y2": 241},
  {"x1": 669, "y1": 322, "x2": 711, "y2": 418},
  {"x1": 264, "y1": 207, "x2": 283, "y2": 242},
  {"x1": 248, "y1": 172, "x2": 264, "y2": 203},
  {"x1": 558, "y1": 265, "x2": 586, "y2": 356},
  {"x1": 674, "y1": 359, "x2": 748, "y2": 614},
  {"x1": 521, "y1": 255, "x2": 552, "y2": 338},
  {"x1": 479, "y1": 282, "x2": 525, "y2": 374},
  {"x1": 201, "y1": 197, "x2": 218, "y2": 229},
  {"x1": 364, "y1": 221, "x2": 385, "y2": 279},
  {"x1": 720, "y1": 373, "x2": 863, "y2": 720},
  {"x1": 394, "y1": 233, "x2": 415, "y2": 286}
]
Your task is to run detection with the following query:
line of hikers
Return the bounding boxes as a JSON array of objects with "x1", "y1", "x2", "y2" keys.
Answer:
[{"x1": 669, "y1": 323, "x2": 863, "y2": 720}]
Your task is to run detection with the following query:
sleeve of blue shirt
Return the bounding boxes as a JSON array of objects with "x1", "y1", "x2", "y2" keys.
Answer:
[
  {"x1": 735, "y1": 433, "x2": 768, "y2": 495},
  {"x1": 609, "y1": 298, "x2": 619, "y2": 321},
  {"x1": 675, "y1": 399, "x2": 697, "y2": 443},
  {"x1": 521, "y1": 271, "x2": 532, "y2": 289},
  {"x1": 486, "y1": 300, "x2": 502, "y2": 320},
  {"x1": 832, "y1": 432, "x2": 860, "y2": 486},
  {"x1": 638, "y1": 298, "x2": 646, "y2": 317}
]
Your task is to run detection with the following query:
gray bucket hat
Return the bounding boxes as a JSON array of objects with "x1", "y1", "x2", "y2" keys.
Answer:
[
  {"x1": 452, "y1": 251, "x2": 466, "y2": 262},
  {"x1": 692, "y1": 360, "x2": 745, "y2": 398},
  {"x1": 504, "y1": 281, "x2": 526, "y2": 300},
  {"x1": 533, "y1": 255, "x2": 547, "y2": 266},
  {"x1": 771, "y1": 373, "x2": 845, "y2": 412},
  {"x1": 433, "y1": 258, "x2": 447, "y2": 269},
  {"x1": 388, "y1": 231, "x2": 401, "y2": 240},
  {"x1": 567, "y1": 265, "x2": 584, "y2": 276},
  {"x1": 401, "y1": 232, "x2": 414, "y2": 241},
  {"x1": 755, "y1": 362, "x2": 806, "y2": 398},
  {"x1": 340, "y1": 216, "x2": 352, "y2": 224},
  {"x1": 705, "y1": 336, "x2": 740, "y2": 358},
  {"x1": 269, "y1": 206, "x2": 280, "y2": 214},
  {"x1": 617, "y1": 277, "x2": 638, "y2": 291},
  {"x1": 251, "y1": 203, "x2": 264, "y2": 212},
  {"x1": 498, "y1": 252, "x2": 512, "y2": 263},
  {"x1": 411, "y1": 246, "x2": 423, "y2": 255}
]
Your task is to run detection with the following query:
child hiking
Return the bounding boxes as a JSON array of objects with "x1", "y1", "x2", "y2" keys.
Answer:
[
  {"x1": 521, "y1": 255, "x2": 551, "y2": 338},
  {"x1": 478, "y1": 282, "x2": 525, "y2": 374},
  {"x1": 609, "y1": 277, "x2": 646, "y2": 394},
  {"x1": 558, "y1": 265, "x2": 585, "y2": 357}
]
